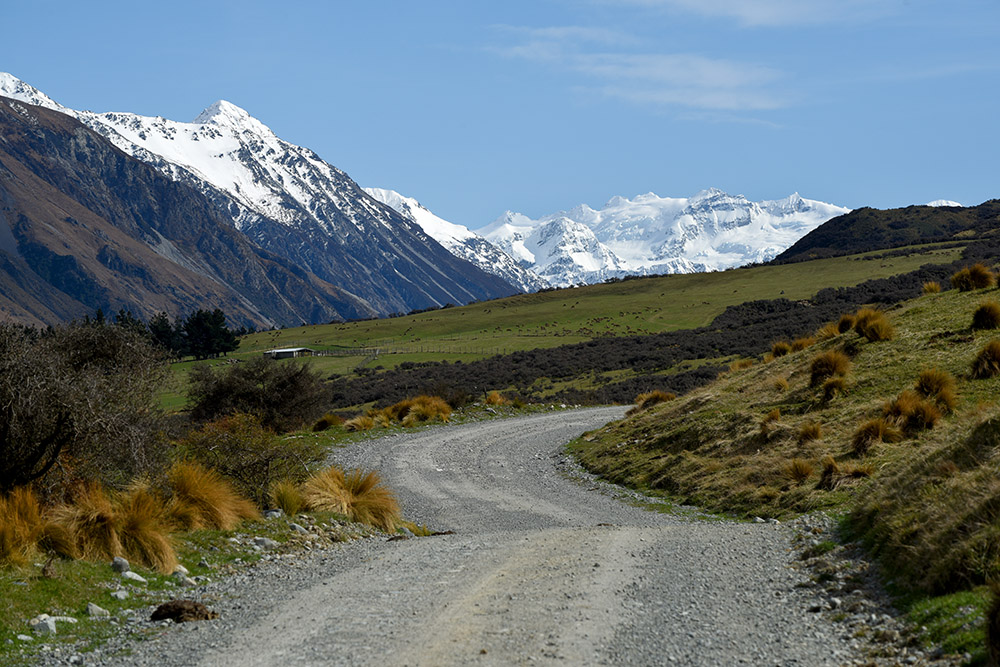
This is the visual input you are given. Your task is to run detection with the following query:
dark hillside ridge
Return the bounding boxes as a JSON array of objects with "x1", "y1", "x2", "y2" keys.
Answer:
[
  {"x1": 0, "y1": 96, "x2": 378, "y2": 327},
  {"x1": 773, "y1": 200, "x2": 1000, "y2": 264}
]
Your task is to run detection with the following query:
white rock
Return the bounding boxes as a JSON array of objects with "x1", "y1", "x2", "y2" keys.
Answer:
[
  {"x1": 87, "y1": 603, "x2": 110, "y2": 618},
  {"x1": 111, "y1": 556, "x2": 130, "y2": 573},
  {"x1": 262, "y1": 509, "x2": 283, "y2": 519},
  {"x1": 253, "y1": 537, "x2": 279, "y2": 550},
  {"x1": 31, "y1": 616, "x2": 57, "y2": 635},
  {"x1": 17, "y1": 634, "x2": 33, "y2": 642},
  {"x1": 173, "y1": 564, "x2": 189, "y2": 577},
  {"x1": 110, "y1": 590, "x2": 129, "y2": 600},
  {"x1": 179, "y1": 576, "x2": 199, "y2": 587},
  {"x1": 51, "y1": 616, "x2": 77, "y2": 624},
  {"x1": 122, "y1": 571, "x2": 147, "y2": 583}
]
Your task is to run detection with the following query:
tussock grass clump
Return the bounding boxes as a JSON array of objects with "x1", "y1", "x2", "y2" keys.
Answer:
[
  {"x1": 791, "y1": 336, "x2": 815, "y2": 352},
  {"x1": 971, "y1": 340, "x2": 1000, "y2": 379},
  {"x1": 772, "y1": 376, "x2": 789, "y2": 392},
  {"x1": 51, "y1": 483, "x2": 121, "y2": 563},
  {"x1": 784, "y1": 458, "x2": 814, "y2": 485},
  {"x1": 312, "y1": 412, "x2": 345, "y2": 432},
  {"x1": 770, "y1": 341, "x2": 792, "y2": 358},
  {"x1": 303, "y1": 466, "x2": 401, "y2": 531},
  {"x1": 729, "y1": 359, "x2": 754, "y2": 372},
  {"x1": 817, "y1": 455, "x2": 839, "y2": 490},
  {"x1": 344, "y1": 415, "x2": 376, "y2": 432},
  {"x1": 815, "y1": 322, "x2": 841, "y2": 341},
  {"x1": 798, "y1": 421, "x2": 822, "y2": 444},
  {"x1": 166, "y1": 462, "x2": 258, "y2": 531},
  {"x1": 484, "y1": 390, "x2": 511, "y2": 406},
  {"x1": 0, "y1": 487, "x2": 47, "y2": 567},
  {"x1": 627, "y1": 390, "x2": 676, "y2": 416},
  {"x1": 922, "y1": 281, "x2": 942, "y2": 294},
  {"x1": 115, "y1": 484, "x2": 177, "y2": 573},
  {"x1": 951, "y1": 263, "x2": 995, "y2": 291},
  {"x1": 853, "y1": 308, "x2": 895, "y2": 342},
  {"x1": 851, "y1": 418, "x2": 902, "y2": 456},
  {"x1": 381, "y1": 395, "x2": 452, "y2": 427},
  {"x1": 810, "y1": 350, "x2": 851, "y2": 387},
  {"x1": 760, "y1": 409, "x2": 781, "y2": 437},
  {"x1": 972, "y1": 301, "x2": 1000, "y2": 330},
  {"x1": 821, "y1": 376, "x2": 847, "y2": 402},
  {"x1": 270, "y1": 479, "x2": 305, "y2": 517},
  {"x1": 883, "y1": 390, "x2": 941, "y2": 435},
  {"x1": 837, "y1": 313, "x2": 856, "y2": 333},
  {"x1": 915, "y1": 368, "x2": 958, "y2": 412}
]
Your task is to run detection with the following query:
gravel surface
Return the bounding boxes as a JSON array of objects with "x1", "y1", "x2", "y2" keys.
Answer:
[{"x1": 33, "y1": 407, "x2": 948, "y2": 666}]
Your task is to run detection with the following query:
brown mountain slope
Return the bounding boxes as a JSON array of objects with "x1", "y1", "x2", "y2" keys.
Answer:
[{"x1": 0, "y1": 97, "x2": 377, "y2": 327}]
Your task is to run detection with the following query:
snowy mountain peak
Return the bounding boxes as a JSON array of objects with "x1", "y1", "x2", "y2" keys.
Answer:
[
  {"x1": 926, "y1": 199, "x2": 963, "y2": 207},
  {"x1": 0, "y1": 72, "x2": 64, "y2": 112}
]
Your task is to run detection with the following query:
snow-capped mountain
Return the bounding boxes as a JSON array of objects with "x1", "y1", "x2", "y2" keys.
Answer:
[
  {"x1": 478, "y1": 189, "x2": 850, "y2": 287},
  {"x1": 0, "y1": 73, "x2": 516, "y2": 316},
  {"x1": 926, "y1": 199, "x2": 963, "y2": 207},
  {"x1": 364, "y1": 188, "x2": 548, "y2": 293}
]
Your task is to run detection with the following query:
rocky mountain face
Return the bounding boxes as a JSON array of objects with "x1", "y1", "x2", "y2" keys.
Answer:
[
  {"x1": 0, "y1": 73, "x2": 517, "y2": 321},
  {"x1": 0, "y1": 96, "x2": 379, "y2": 327},
  {"x1": 478, "y1": 189, "x2": 851, "y2": 287},
  {"x1": 363, "y1": 188, "x2": 548, "y2": 293}
]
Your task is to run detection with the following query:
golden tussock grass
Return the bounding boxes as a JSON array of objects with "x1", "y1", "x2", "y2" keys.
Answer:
[
  {"x1": 790, "y1": 336, "x2": 815, "y2": 352},
  {"x1": 312, "y1": 412, "x2": 345, "y2": 432},
  {"x1": 798, "y1": 421, "x2": 822, "y2": 444},
  {"x1": 821, "y1": 376, "x2": 847, "y2": 402},
  {"x1": 972, "y1": 301, "x2": 1000, "y2": 330},
  {"x1": 915, "y1": 368, "x2": 958, "y2": 412},
  {"x1": 759, "y1": 408, "x2": 781, "y2": 437},
  {"x1": 729, "y1": 359, "x2": 754, "y2": 372},
  {"x1": 114, "y1": 484, "x2": 177, "y2": 573},
  {"x1": 50, "y1": 483, "x2": 122, "y2": 562},
  {"x1": 883, "y1": 390, "x2": 942, "y2": 434},
  {"x1": 837, "y1": 313, "x2": 856, "y2": 333},
  {"x1": 344, "y1": 415, "x2": 376, "y2": 432},
  {"x1": 922, "y1": 281, "x2": 942, "y2": 294},
  {"x1": 379, "y1": 395, "x2": 452, "y2": 427},
  {"x1": 0, "y1": 487, "x2": 47, "y2": 567},
  {"x1": 851, "y1": 418, "x2": 903, "y2": 456},
  {"x1": 772, "y1": 376, "x2": 789, "y2": 392},
  {"x1": 815, "y1": 322, "x2": 841, "y2": 341},
  {"x1": 770, "y1": 341, "x2": 792, "y2": 358},
  {"x1": 166, "y1": 462, "x2": 258, "y2": 531},
  {"x1": 484, "y1": 390, "x2": 511, "y2": 406},
  {"x1": 853, "y1": 308, "x2": 895, "y2": 342},
  {"x1": 627, "y1": 390, "x2": 676, "y2": 416},
  {"x1": 270, "y1": 479, "x2": 305, "y2": 517},
  {"x1": 810, "y1": 349, "x2": 851, "y2": 387},
  {"x1": 951, "y1": 263, "x2": 995, "y2": 291},
  {"x1": 784, "y1": 458, "x2": 814, "y2": 485},
  {"x1": 303, "y1": 466, "x2": 401, "y2": 531},
  {"x1": 971, "y1": 340, "x2": 1000, "y2": 379}
]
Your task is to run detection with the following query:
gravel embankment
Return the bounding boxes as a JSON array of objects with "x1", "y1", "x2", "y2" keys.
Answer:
[{"x1": 36, "y1": 408, "x2": 957, "y2": 666}]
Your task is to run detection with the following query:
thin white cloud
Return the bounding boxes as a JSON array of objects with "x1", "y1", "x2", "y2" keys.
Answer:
[
  {"x1": 599, "y1": 0, "x2": 898, "y2": 27},
  {"x1": 493, "y1": 25, "x2": 788, "y2": 112}
]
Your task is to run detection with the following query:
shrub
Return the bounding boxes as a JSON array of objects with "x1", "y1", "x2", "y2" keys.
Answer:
[
  {"x1": 972, "y1": 302, "x2": 1000, "y2": 330},
  {"x1": 851, "y1": 418, "x2": 902, "y2": 456},
  {"x1": 303, "y1": 466, "x2": 401, "y2": 531},
  {"x1": 628, "y1": 390, "x2": 677, "y2": 416},
  {"x1": 770, "y1": 341, "x2": 792, "y2": 358},
  {"x1": 484, "y1": 390, "x2": 511, "y2": 406},
  {"x1": 784, "y1": 459, "x2": 814, "y2": 485},
  {"x1": 178, "y1": 414, "x2": 324, "y2": 506},
  {"x1": 922, "y1": 281, "x2": 942, "y2": 294},
  {"x1": 798, "y1": 422, "x2": 822, "y2": 444},
  {"x1": 815, "y1": 322, "x2": 841, "y2": 341},
  {"x1": 810, "y1": 350, "x2": 851, "y2": 387},
  {"x1": 951, "y1": 263, "x2": 995, "y2": 291},
  {"x1": 188, "y1": 357, "x2": 329, "y2": 432},
  {"x1": 971, "y1": 340, "x2": 1000, "y2": 379},
  {"x1": 914, "y1": 368, "x2": 957, "y2": 412},
  {"x1": 115, "y1": 484, "x2": 177, "y2": 573},
  {"x1": 344, "y1": 415, "x2": 375, "y2": 432},
  {"x1": 312, "y1": 412, "x2": 345, "y2": 432},
  {"x1": 166, "y1": 462, "x2": 257, "y2": 531},
  {"x1": 836, "y1": 314, "x2": 856, "y2": 334},
  {"x1": 853, "y1": 308, "x2": 894, "y2": 342},
  {"x1": 822, "y1": 376, "x2": 847, "y2": 402},
  {"x1": 790, "y1": 336, "x2": 815, "y2": 352},
  {"x1": 270, "y1": 479, "x2": 305, "y2": 516}
]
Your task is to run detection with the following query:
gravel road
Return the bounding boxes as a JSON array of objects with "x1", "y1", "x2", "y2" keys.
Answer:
[{"x1": 93, "y1": 407, "x2": 865, "y2": 666}]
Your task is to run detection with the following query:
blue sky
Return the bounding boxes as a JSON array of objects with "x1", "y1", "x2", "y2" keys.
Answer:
[{"x1": 3, "y1": 1, "x2": 998, "y2": 225}]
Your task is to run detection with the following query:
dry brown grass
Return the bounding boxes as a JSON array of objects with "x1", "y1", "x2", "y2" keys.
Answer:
[
  {"x1": 853, "y1": 308, "x2": 895, "y2": 342},
  {"x1": 344, "y1": 415, "x2": 376, "y2": 432},
  {"x1": 303, "y1": 466, "x2": 401, "y2": 531},
  {"x1": 915, "y1": 368, "x2": 958, "y2": 412},
  {"x1": 772, "y1": 376, "x2": 789, "y2": 392},
  {"x1": 851, "y1": 418, "x2": 903, "y2": 456},
  {"x1": 821, "y1": 376, "x2": 847, "y2": 402},
  {"x1": 791, "y1": 336, "x2": 815, "y2": 352},
  {"x1": 815, "y1": 322, "x2": 841, "y2": 341},
  {"x1": 484, "y1": 390, "x2": 511, "y2": 406},
  {"x1": 922, "y1": 281, "x2": 942, "y2": 294},
  {"x1": 810, "y1": 350, "x2": 851, "y2": 387},
  {"x1": 0, "y1": 487, "x2": 46, "y2": 567},
  {"x1": 883, "y1": 390, "x2": 942, "y2": 434},
  {"x1": 312, "y1": 412, "x2": 345, "y2": 432},
  {"x1": 816, "y1": 455, "x2": 839, "y2": 490},
  {"x1": 166, "y1": 462, "x2": 258, "y2": 531},
  {"x1": 627, "y1": 390, "x2": 676, "y2": 416},
  {"x1": 951, "y1": 263, "x2": 995, "y2": 291},
  {"x1": 837, "y1": 313, "x2": 856, "y2": 333},
  {"x1": 115, "y1": 484, "x2": 177, "y2": 573},
  {"x1": 798, "y1": 421, "x2": 822, "y2": 444},
  {"x1": 270, "y1": 479, "x2": 305, "y2": 517},
  {"x1": 729, "y1": 359, "x2": 754, "y2": 372},
  {"x1": 50, "y1": 483, "x2": 121, "y2": 562},
  {"x1": 971, "y1": 340, "x2": 1000, "y2": 379},
  {"x1": 400, "y1": 396, "x2": 452, "y2": 427},
  {"x1": 770, "y1": 341, "x2": 792, "y2": 358},
  {"x1": 972, "y1": 301, "x2": 1000, "y2": 330},
  {"x1": 760, "y1": 409, "x2": 781, "y2": 437},
  {"x1": 784, "y1": 458, "x2": 814, "y2": 485}
]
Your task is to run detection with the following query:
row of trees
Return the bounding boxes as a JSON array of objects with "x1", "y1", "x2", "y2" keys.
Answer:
[{"x1": 84, "y1": 307, "x2": 244, "y2": 360}]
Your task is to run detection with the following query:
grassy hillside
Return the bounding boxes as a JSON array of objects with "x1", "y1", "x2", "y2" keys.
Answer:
[{"x1": 571, "y1": 278, "x2": 1000, "y2": 659}]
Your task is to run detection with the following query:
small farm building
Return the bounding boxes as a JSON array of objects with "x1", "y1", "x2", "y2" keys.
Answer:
[{"x1": 262, "y1": 347, "x2": 315, "y2": 360}]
